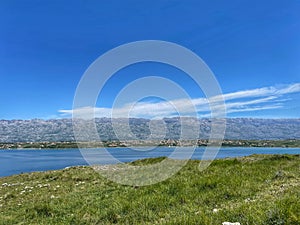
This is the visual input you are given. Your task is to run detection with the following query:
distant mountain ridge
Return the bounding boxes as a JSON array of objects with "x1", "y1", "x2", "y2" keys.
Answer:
[{"x1": 0, "y1": 118, "x2": 299, "y2": 142}]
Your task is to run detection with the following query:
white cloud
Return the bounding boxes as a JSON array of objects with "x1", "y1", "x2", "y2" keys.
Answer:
[
  {"x1": 276, "y1": 83, "x2": 300, "y2": 94},
  {"x1": 59, "y1": 83, "x2": 300, "y2": 118}
]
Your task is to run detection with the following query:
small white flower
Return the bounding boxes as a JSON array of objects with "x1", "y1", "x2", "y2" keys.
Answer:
[{"x1": 213, "y1": 208, "x2": 219, "y2": 213}]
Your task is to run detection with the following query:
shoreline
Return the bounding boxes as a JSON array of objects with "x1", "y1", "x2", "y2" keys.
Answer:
[
  {"x1": 1, "y1": 145, "x2": 300, "y2": 151},
  {"x1": 1, "y1": 139, "x2": 300, "y2": 149}
]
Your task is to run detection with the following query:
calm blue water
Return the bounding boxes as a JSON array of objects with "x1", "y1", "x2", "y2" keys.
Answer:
[{"x1": 0, "y1": 147, "x2": 299, "y2": 177}]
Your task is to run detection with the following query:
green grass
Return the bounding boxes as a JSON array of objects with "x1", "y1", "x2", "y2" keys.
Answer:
[{"x1": 0, "y1": 154, "x2": 299, "y2": 224}]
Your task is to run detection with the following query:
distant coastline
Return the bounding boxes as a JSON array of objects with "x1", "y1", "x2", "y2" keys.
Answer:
[{"x1": 1, "y1": 139, "x2": 300, "y2": 149}]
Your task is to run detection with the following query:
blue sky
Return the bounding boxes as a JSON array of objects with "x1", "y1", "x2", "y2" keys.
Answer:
[{"x1": 1, "y1": 0, "x2": 299, "y2": 119}]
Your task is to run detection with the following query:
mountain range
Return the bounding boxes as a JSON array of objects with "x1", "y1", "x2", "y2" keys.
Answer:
[{"x1": 0, "y1": 118, "x2": 299, "y2": 143}]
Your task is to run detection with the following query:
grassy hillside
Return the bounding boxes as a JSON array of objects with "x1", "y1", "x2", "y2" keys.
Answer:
[{"x1": 0, "y1": 155, "x2": 299, "y2": 224}]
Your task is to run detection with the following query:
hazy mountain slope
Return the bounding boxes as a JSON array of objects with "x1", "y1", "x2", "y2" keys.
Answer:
[{"x1": 0, "y1": 118, "x2": 299, "y2": 142}]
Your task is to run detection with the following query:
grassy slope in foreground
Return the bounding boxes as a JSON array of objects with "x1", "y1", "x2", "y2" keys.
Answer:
[{"x1": 0, "y1": 155, "x2": 299, "y2": 225}]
